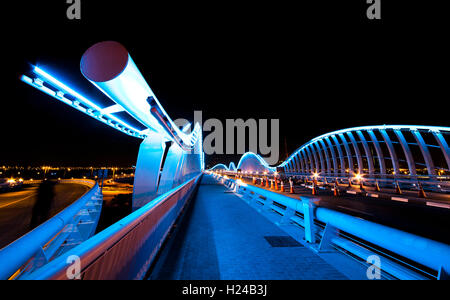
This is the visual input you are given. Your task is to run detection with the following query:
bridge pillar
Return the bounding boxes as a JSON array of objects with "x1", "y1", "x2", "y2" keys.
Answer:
[{"x1": 132, "y1": 133, "x2": 165, "y2": 210}]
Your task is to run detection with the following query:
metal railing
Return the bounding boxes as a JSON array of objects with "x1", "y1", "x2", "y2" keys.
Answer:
[
  {"x1": 18, "y1": 174, "x2": 201, "y2": 280},
  {"x1": 219, "y1": 170, "x2": 450, "y2": 195},
  {"x1": 0, "y1": 179, "x2": 102, "y2": 280},
  {"x1": 215, "y1": 174, "x2": 450, "y2": 280},
  {"x1": 284, "y1": 173, "x2": 450, "y2": 190}
]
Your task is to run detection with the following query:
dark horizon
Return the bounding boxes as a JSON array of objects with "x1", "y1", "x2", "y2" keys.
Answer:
[{"x1": 3, "y1": 1, "x2": 449, "y2": 168}]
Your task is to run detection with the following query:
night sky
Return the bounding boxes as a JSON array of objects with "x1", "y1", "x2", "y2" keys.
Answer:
[{"x1": 2, "y1": 1, "x2": 449, "y2": 168}]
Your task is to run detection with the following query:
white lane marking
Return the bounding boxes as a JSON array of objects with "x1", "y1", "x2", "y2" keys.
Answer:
[
  {"x1": 346, "y1": 190, "x2": 357, "y2": 194},
  {"x1": 391, "y1": 197, "x2": 408, "y2": 203},
  {"x1": 0, "y1": 194, "x2": 36, "y2": 209},
  {"x1": 368, "y1": 193, "x2": 379, "y2": 198},
  {"x1": 426, "y1": 202, "x2": 450, "y2": 209}
]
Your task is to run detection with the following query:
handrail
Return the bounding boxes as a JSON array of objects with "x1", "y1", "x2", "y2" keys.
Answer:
[
  {"x1": 0, "y1": 181, "x2": 101, "y2": 280},
  {"x1": 218, "y1": 175, "x2": 450, "y2": 278},
  {"x1": 21, "y1": 174, "x2": 201, "y2": 280}
]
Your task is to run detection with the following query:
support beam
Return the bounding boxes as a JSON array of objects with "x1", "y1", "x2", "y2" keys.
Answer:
[
  {"x1": 313, "y1": 141, "x2": 326, "y2": 174},
  {"x1": 380, "y1": 129, "x2": 400, "y2": 175},
  {"x1": 294, "y1": 154, "x2": 303, "y2": 174},
  {"x1": 433, "y1": 131, "x2": 450, "y2": 172},
  {"x1": 346, "y1": 132, "x2": 364, "y2": 174},
  {"x1": 300, "y1": 149, "x2": 310, "y2": 174},
  {"x1": 338, "y1": 133, "x2": 354, "y2": 174},
  {"x1": 394, "y1": 129, "x2": 416, "y2": 176},
  {"x1": 319, "y1": 139, "x2": 332, "y2": 175},
  {"x1": 356, "y1": 130, "x2": 375, "y2": 175},
  {"x1": 329, "y1": 136, "x2": 344, "y2": 175},
  {"x1": 367, "y1": 130, "x2": 386, "y2": 175},
  {"x1": 304, "y1": 146, "x2": 315, "y2": 173},
  {"x1": 412, "y1": 130, "x2": 436, "y2": 176},
  {"x1": 308, "y1": 144, "x2": 320, "y2": 173}
]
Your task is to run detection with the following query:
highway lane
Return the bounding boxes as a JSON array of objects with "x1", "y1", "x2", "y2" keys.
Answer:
[
  {"x1": 0, "y1": 183, "x2": 90, "y2": 249},
  {"x1": 237, "y1": 177, "x2": 450, "y2": 244}
]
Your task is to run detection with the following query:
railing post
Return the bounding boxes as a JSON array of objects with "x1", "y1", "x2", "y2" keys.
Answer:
[{"x1": 301, "y1": 196, "x2": 318, "y2": 244}]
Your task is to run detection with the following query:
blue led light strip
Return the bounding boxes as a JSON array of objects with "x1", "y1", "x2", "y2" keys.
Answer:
[{"x1": 21, "y1": 66, "x2": 147, "y2": 139}]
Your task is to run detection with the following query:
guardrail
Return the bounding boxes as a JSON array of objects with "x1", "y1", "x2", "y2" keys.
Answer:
[
  {"x1": 18, "y1": 174, "x2": 202, "y2": 280},
  {"x1": 284, "y1": 173, "x2": 450, "y2": 192},
  {"x1": 0, "y1": 179, "x2": 102, "y2": 280},
  {"x1": 215, "y1": 174, "x2": 450, "y2": 280},
  {"x1": 219, "y1": 170, "x2": 450, "y2": 194}
]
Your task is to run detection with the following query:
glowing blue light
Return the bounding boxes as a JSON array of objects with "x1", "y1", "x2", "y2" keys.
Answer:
[
  {"x1": 236, "y1": 152, "x2": 276, "y2": 172},
  {"x1": 33, "y1": 66, "x2": 146, "y2": 136},
  {"x1": 81, "y1": 53, "x2": 199, "y2": 151},
  {"x1": 278, "y1": 125, "x2": 450, "y2": 167},
  {"x1": 34, "y1": 66, "x2": 102, "y2": 111},
  {"x1": 210, "y1": 164, "x2": 229, "y2": 171},
  {"x1": 21, "y1": 70, "x2": 146, "y2": 139}
]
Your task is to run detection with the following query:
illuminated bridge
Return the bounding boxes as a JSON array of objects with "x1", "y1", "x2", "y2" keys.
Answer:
[
  {"x1": 0, "y1": 41, "x2": 449, "y2": 280},
  {"x1": 279, "y1": 125, "x2": 449, "y2": 178}
]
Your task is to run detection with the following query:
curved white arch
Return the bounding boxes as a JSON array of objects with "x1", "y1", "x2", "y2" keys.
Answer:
[
  {"x1": 236, "y1": 152, "x2": 276, "y2": 173},
  {"x1": 210, "y1": 164, "x2": 229, "y2": 171},
  {"x1": 279, "y1": 125, "x2": 450, "y2": 177}
]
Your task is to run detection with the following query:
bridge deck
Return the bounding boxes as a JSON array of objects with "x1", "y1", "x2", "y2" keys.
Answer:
[{"x1": 149, "y1": 175, "x2": 347, "y2": 280}]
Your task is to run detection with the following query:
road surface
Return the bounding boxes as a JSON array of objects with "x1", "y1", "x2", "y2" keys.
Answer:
[{"x1": 0, "y1": 183, "x2": 90, "y2": 249}]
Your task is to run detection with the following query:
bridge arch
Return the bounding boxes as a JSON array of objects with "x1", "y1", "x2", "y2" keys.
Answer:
[{"x1": 279, "y1": 125, "x2": 450, "y2": 178}]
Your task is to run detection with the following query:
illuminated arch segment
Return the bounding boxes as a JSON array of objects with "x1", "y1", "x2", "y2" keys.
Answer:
[
  {"x1": 236, "y1": 152, "x2": 276, "y2": 174},
  {"x1": 279, "y1": 125, "x2": 450, "y2": 177},
  {"x1": 210, "y1": 164, "x2": 229, "y2": 171}
]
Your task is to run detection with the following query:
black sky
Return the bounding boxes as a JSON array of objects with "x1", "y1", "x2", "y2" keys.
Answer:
[{"x1": 2, "y1": 1, "x2": 449, "y2": 168}]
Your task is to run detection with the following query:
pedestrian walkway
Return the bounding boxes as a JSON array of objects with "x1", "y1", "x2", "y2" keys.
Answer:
[{"x1": 150, "y1": 175, "x2": 347, "y2": 280}]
